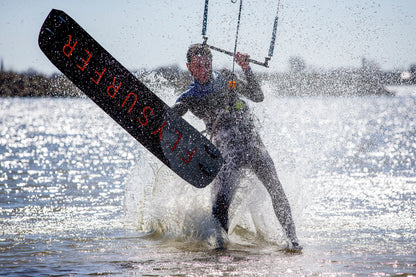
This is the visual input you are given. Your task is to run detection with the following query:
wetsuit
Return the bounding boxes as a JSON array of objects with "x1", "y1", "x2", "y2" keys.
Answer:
[{"x1": 172, "y1": 69, "x2": 299, "y2": 244}]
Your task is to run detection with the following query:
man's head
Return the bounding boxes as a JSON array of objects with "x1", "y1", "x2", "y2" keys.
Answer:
[{"x1": 186, "y1": 44, "x2": 212, "y2": 85}]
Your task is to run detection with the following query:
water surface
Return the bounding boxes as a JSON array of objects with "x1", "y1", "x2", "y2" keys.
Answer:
[{"x1": 1, "y1": 87, "x2": 415, "y2": 275}]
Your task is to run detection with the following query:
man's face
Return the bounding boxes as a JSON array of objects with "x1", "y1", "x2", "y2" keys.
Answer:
[{"x1": 187, "y1": 55, "x2": 212, "y2": 85}]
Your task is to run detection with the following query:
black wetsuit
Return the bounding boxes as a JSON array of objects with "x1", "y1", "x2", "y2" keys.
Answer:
[{"x1": 172, "y1": 69, "x2": 299, "y2": 243}]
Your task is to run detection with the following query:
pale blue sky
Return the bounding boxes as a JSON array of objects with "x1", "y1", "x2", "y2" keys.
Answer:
[{"x1": 0, "y1": 0, "x2": 415, "y2": 74}]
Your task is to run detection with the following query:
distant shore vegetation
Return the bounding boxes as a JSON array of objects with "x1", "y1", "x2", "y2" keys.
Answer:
[{"x1": 1, "y1": 57, "x2": 415, "y2": 97}]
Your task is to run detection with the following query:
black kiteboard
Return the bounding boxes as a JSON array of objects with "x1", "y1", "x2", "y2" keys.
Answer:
[{"x1": 38, "y1": 9, "x2": 223, "y2": 188}]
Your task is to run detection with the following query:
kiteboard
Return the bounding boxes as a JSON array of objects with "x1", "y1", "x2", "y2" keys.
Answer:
[{"x1": 38, "y1": 9, "x2": 223, "y2": 188}]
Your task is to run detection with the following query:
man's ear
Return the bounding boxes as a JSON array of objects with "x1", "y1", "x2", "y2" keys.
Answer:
[{"x1": 186, "y1": 63, "x2": 191, "y2": 72}]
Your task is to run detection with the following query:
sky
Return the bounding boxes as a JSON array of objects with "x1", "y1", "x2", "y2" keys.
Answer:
[{"x1": 0, "y1": 0, "x2": 415, "y2": 75}]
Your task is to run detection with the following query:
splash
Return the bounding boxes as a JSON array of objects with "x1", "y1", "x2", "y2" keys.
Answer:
[{"x1": 123, "y1": 149, "x2": 291, "y2": 249}]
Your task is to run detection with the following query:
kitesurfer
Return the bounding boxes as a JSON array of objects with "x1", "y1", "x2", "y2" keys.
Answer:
[{"x1": 172, "y1": 44, "x2": 302, "y2": 251}]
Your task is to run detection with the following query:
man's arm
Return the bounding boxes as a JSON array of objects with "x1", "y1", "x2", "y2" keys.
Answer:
[
  {"x1": 234, "y1": 52, "x2": 264, "y2": 102},
  {"x1": 171, "y1": 100, "x2": 188, "y2": 116}
]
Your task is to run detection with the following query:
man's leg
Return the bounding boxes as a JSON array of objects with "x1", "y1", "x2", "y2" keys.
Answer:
[
  {"x1": 211, "y1": 153, "x2": 241, "y2": 233},
  {"x1": 212, "y1": 191, "x2": 231, "y2": 232},
  {"x1": 250, "y1": 145, "x2": 301, "y2": 248}
]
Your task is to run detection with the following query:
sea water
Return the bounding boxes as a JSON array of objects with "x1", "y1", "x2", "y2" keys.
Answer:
[{"x1": 0, "y1": 85, "x2": 415, "y2": 276}]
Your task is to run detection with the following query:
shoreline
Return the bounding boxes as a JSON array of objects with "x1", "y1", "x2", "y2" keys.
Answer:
[{"x1": 2, "y1": 68, "x2": 413, "y2": 97}]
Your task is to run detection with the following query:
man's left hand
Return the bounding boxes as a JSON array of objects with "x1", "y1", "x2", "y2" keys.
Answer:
[{"x1": 234, "y1": 52, "x2": 250, "y2": 71}]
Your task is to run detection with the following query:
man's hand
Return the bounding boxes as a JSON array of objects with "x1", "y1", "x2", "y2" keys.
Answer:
[{"x1": 234, "y1": 52, "x2": 250, "y2": 71}]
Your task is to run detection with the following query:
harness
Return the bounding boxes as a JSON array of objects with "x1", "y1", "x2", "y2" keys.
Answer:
[{"x1": 179, "y1": 71, "x2": 246, "y2": 141}]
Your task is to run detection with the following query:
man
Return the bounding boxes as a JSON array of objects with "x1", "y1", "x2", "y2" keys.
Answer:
[{"x1": 172, "y1": 44, "x2": 301, "y2": 251}]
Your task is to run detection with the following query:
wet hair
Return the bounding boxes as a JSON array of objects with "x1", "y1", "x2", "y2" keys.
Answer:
[{"x1": 186, "y1": 44, "x2": 212, "y2": 64}]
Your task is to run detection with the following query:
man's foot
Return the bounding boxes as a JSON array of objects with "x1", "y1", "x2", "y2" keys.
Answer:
[
  {"x1": 207, "y1": 217, "x2": 227, "y2": 250},
  {"x1": 214, "y1": 231, "x2": 226, "y2": 250},
  {"x1": 291, "y1": 241, "x2": 303, "y2": 251},
  {"x1": 284, "y1": 241, "x2": 303, "y2": 253}
]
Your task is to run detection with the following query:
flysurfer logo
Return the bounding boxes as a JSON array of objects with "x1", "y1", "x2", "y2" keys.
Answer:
[{"x1": 62, "y1": 34, "x2": 197, "y2": 164}]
